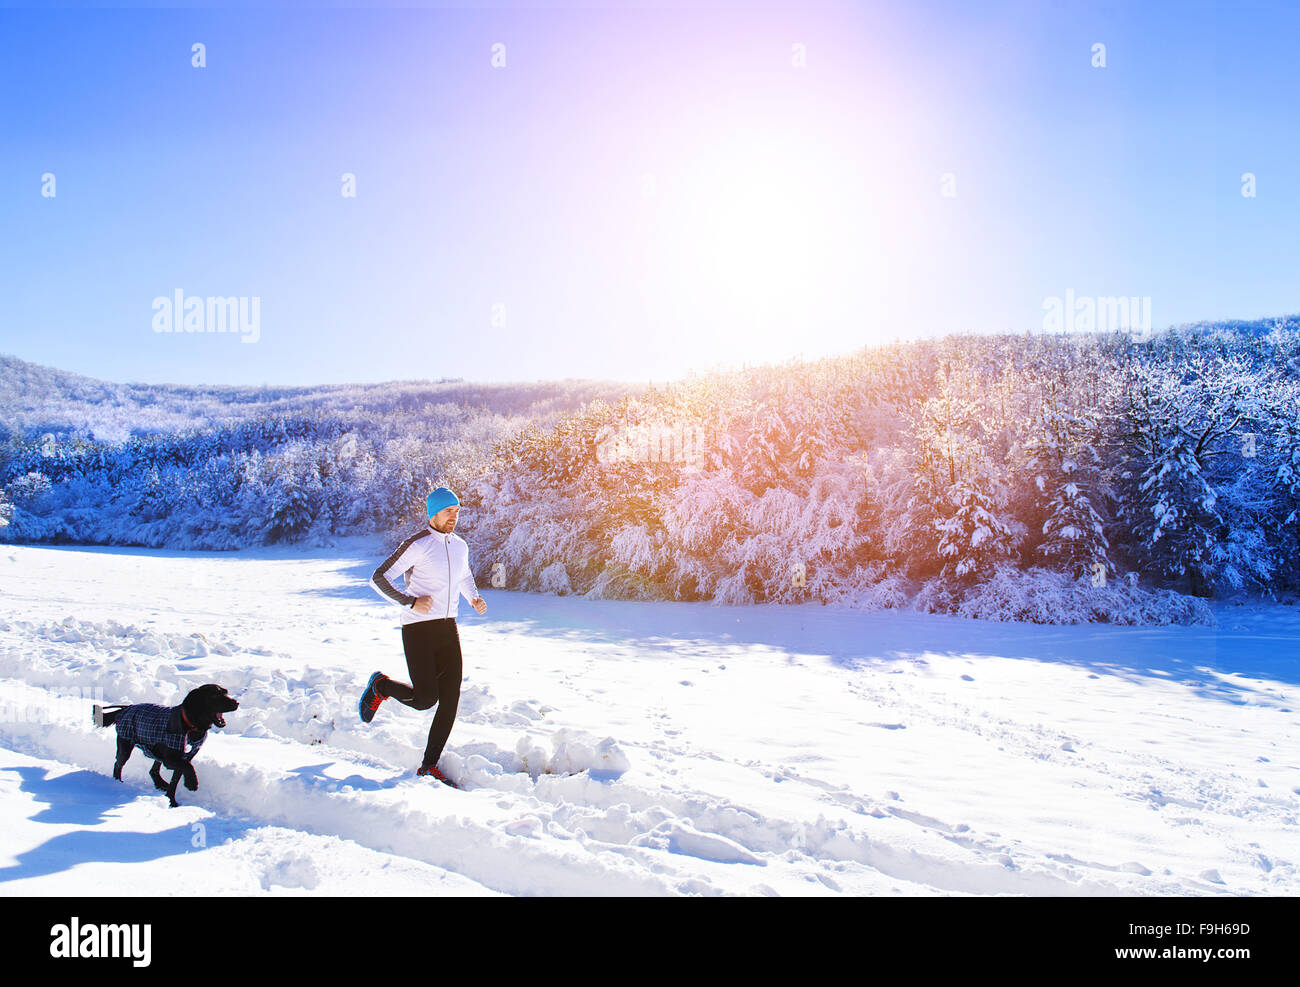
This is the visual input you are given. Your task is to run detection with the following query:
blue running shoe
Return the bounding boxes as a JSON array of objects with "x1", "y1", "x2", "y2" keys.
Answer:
[{"x1": 359, "y1": 672, "x2": 389, "y2": 724}]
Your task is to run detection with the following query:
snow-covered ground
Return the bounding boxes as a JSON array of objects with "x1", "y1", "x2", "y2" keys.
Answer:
[{"x1": 0, "y1": 539, "x2": 1296, "y2": 896}]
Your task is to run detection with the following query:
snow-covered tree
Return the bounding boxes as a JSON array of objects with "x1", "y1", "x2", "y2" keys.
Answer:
[
  {"x1": 262, "y1": 445, "x2": 323, "y2": 543},
  {"x1": 899, "y1": 362, "x2": 1020, "y2": 581},
  {"x1": 130, "y1": 466, "x2": 171, "y2": 523},
  {"x1": 5, "y1": 471, "x2": 53, "y2": 515},
  {"x1": 1022, "y1": 393, "x2": 1112, "y2": 579},
  {"x1": 1111, "y1": 354, "x2": 1252, "y2": 593},
  {"x1": 935, "y1": 477, "x2": 1018, "y2": 584}
]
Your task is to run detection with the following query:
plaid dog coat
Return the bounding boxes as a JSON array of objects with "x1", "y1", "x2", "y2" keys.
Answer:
[{"x1": 114, "y1": 703, "x2": 206, "y2": 762}]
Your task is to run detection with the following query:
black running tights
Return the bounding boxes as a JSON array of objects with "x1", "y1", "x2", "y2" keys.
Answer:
[{"x1": 378, "y1": 617, "x2": 463, "y2": 768}]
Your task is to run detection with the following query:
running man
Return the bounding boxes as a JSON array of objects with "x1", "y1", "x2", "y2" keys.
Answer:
[{"x1": 360, "y1": 486, "x2": 487, "y2": 786}]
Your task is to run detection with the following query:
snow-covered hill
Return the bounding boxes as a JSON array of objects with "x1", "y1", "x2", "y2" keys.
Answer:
[
  {"x1": 0, "y1": 352, "x2": 641, "y2": 439},
  {"x1": 0, "y1": 540, "x2": 1295, "y2": 896}
]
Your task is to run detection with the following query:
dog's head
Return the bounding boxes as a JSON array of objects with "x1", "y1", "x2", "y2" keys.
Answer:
[{"x1": 182, "y1": 684, "x2": 240, "y2": 731}]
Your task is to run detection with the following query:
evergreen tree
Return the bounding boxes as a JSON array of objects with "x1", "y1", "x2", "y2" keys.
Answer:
[
  {"x1": 265, "y1": 479, "x2": 316, "y2": 544},
  {"x1": 739, "y1": 399, "x2": 790, "y2": 495},
  {"x1": 1022, "y1": 393, "x2": 1112, "y2": 579},
  {"x1": 1122, "y1": 427, "x2": 1223, "y2": 591},
  {"x1": 131, "y1": 466, "x2": 171, "y2": 522},
  {"x1": 1117, "y1": 351, "x2": 1278, "y2": 593},
  {"x1": 263, "y1": 446, "x2": 322, "y2": 543},
  {"x1": 935, "y1": 477, "x2": 1017, "y2": 583},
  {"x1": 1262, "y1": 378, "x2": 1300, "y2": 590},
  {"x1": 899, "y1": 362, "x2": 984, "y2": 578}
]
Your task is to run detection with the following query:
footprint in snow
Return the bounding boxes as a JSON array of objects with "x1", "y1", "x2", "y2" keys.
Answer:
[
  {"x1": 260, "y1": 854, "x2": 320, "y2": 891},
  {"x1": 813, "y1": 873, "x2": 843, "y2": 891}
]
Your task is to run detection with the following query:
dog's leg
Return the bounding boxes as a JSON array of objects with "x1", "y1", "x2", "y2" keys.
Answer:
[
  {"x1": 166, "y1": 770, "x2": 182, "y2": 808},
  {"x1": 168, "y1": 762, "x2": 199, "y2": 808},
  {"x1": 113, "y1": 738, "x2": 134, "y2": 782},
  {"x1": 150, "y1": 746, "x2": 194, "y2": 808},
  {"x1": 150, "y1": 761, "x2": 169, "y2": 793}
]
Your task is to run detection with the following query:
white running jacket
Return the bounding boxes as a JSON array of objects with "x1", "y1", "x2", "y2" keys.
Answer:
[{"x1": 370, "y1": 526, "x2": 480, "y2": 623}]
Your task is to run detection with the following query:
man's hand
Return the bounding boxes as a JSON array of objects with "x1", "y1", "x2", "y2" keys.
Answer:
[
  {"x1": 471, "y1": 596, "x2": 487, "y2": 615},
  {"x1": 412, "y1": 595, "x2": 433, "y2": 614}
]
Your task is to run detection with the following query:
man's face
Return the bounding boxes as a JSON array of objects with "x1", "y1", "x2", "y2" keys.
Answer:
[{"x1": 432, "y1": 505, "x2": 458, "y2": 531}]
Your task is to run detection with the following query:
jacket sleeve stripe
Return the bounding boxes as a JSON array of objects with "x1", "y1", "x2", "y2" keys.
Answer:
[{"x1": 370, "y1": 531, "x2": 426, "y2": 608}]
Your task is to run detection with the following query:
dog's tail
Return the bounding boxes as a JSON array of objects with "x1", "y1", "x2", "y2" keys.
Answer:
[{"x1": 93, "y1": 704, "x2": 129, "y2": 729}]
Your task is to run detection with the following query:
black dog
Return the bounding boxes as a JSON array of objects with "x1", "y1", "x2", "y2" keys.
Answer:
[{"x1": 94, "y1": 684, "x2": 239, "y2": 807}]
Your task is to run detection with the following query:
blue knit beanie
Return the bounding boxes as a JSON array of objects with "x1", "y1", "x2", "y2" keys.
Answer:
[{"x1": 426, "y1": 486, "x2": 460, "y2": 518}]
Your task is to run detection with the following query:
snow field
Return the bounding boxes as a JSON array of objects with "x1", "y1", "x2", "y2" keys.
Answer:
[{"x1": 0, "y1": 543, "x2": 1297, "y2": 896}]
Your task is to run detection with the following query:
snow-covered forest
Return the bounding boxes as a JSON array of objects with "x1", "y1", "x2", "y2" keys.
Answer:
[
  {"x1": 0, "y1": 354, "x2": 643, "y2": 550},
  {"x1": 4, "y1": 318, "x2": 1300, "y2": 624}
]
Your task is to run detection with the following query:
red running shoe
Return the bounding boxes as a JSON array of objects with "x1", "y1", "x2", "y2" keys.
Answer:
[{"x1": 417, "y1": 763, "x2": 461, "y2": 789}]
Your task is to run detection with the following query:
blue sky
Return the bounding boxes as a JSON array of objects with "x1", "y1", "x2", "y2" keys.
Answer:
[{"x1": 1, "y1": 0, "x2": 1297, "y2": 386}]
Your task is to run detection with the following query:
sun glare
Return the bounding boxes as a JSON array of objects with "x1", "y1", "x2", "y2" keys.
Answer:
[{"x1": 659, "y1": 129, "x2": 877, "y2": 369}]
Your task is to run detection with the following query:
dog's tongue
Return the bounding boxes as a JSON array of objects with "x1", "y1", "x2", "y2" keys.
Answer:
[{"x1": 213, "y1": 714, "x2": 225, "y2": 728}]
